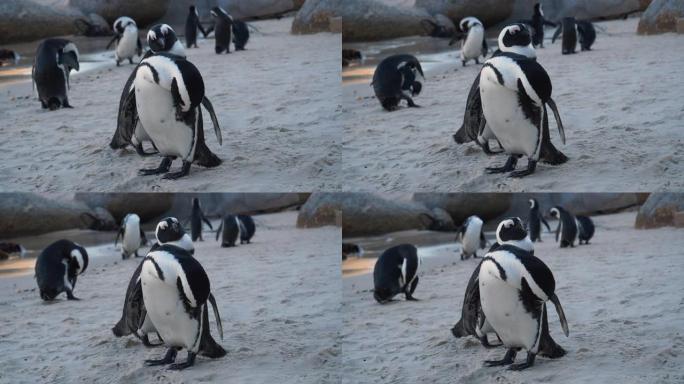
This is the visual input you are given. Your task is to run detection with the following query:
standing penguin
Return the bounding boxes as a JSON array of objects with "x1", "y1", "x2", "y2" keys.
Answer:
[
  {"x1": 530, "y1": 3, "x2": 556, "y2": 48},
  {"x1": 185, "y1": 6, "x2": 208, "y2": 49},
  {"x1": 107, "y1": 16, "x2": 142, "y2": 66},
  {"x1": 210, "y1": 7, "x2": 233, "y2": 54},
  {"x1": 373, "y1": 244, "x2": 421, "y2": 303},
  {"x1": 452, "y1": 17, "x2": 487, "y2": 66},
  {"x1": 237, "y1": 214, "x2": 255, "y2": 244},
  {"x1": 576, "y1": 215, "x2": 595, "y2": 244},
  {"x1": 141, "y1": 229, "x2": 226, "y2": 369},
  {"x1": 232, "y1": 20, "x2": 250, "y2": 51},
  {"x1": 216, "y1": 215, "x2": 241, "y2": 247},
  {"x1": 549, "y1": 206, "x2": 578, "y2": 248},
  {"x1": 552, "y1": 17, "x2": 578, "y2": 55},
  {"x1": 32, "y1": 38, "x2": 79, "y2": 110},
  {"x1": 528, "y1": 198, "x2": 551, "y2": 242},
  {"x1": 372, "y1": 54, "x2": 425, "y2": 111},
  {"x1": 479, "y1": 27, "x2": 567, "y2": 177},
  {"x1": 458, "y1": 215, "x2": 486, "y2": 260},
  {"x1": 478, "y1": 217, "x2": 569, "y2": 370},
  {"x1": 35, "y1": 240, "x2": 88, "y2": 301},
  {"x1": 115, "y1": 213, "x2": 148, "y2": 259},
  {"x1": 190, "y1": 198, "x2": 213, "y2": 241},
  {"x1": 576, "y1": 21, "x2": 596, "y2": 51}
]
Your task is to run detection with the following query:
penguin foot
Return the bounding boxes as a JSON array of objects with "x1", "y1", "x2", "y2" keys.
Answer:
[
  {"x1": 484, "y1": 348, "x2": 517, "y2": 367},
  {"x1": 139, "y1": 157, "x2": 173, "y2": 176},
  {"x1": 509, "y1": 160, "x2": 537, "y2": 178},
  {"x1": 66, "y1": 294, "x2": 80, "y2": 301},
  {"x1": 405, "y1": 295, "x2": 419, "y2": 301},
  {"x1": 486, "y1": 156, "x2": 518, "y2": 174},
  {"x1": 480, "y1": 337, "x2": 502, "y2": 349},
  {"x1": 168, "y1": 352, "x2": 196, "y2": 370},
  {"x1": 162, "y1": 161, "x2": 191, "y2": 180},
  {"x1": 508, "y1": 353, "x2": 535, "y2": 371},
  {"x1": 145, "y1": 348, "x2": 177, "y2": 366}
]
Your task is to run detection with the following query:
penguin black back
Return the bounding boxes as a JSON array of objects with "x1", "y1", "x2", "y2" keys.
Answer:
[
  {"x1": 372, "y1": 54, "x2": 424, "y2": 111},
  {"x1": 552, "y1": 17, "x2": 577, "y2": 54},
  {"x1": 190, "y1": 198, "x2": 212, "y2": 241},
  {"x1": 35, "y1": 239, "x2": 88, "y2": 301},
  {"x1": 576, "y1": 215, "x2": 595, "y2": 244},
  {"x1": 216, "y1": 214, "x2": 240, "y2": 247},
  {"x1": 373, "y1": 244, "x2": 420, "y2": 303},
  {"x1": 33, "y1": 38, "x2": 80, "y2": 110},
  {"x1": 210, "y1": 7, "x2": 233, "y2": 54},
  {"x1": 185, "y1": 6, "x2": 208, "y2": 49},
  {"x1": 232, "y1": 20, "x2": 250, "y2": 51},
  {"x1": 576, "y1": 21, "x2": 596, "y2": 51},
  {"x1": 237, "y1": 214, "x2": 255, "y2": 244}
]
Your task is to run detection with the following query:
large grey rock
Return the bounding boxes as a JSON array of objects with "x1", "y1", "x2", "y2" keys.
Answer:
[
  {"x1": 0, "y1": 0, "x2": 84, "y2": 44},
  {"x1": 416, "y1": 0, "x2": 513, "y2": 26},
  {"x1": 166, "y1": 193, "x2": 307, "y2": 221},
  {"x1": 161, "y1": 0, "x2": 302, "y2": 26},
  {"x1": 638, "y1": 0, "x2": 684, "y2": 34},
  {"x1": 500, "y1": 193, "x2": 646, "y2": 222},
  {"x1": 0, "y1": 193, "x2": 94, "y2": 237},
  {"x1": 75, "y1": 193, "x2": 174, "y2": 223},
  {"x1": 412, "y1": 193, "x2": 513, "y2": 226},
  {"x1": 509, "y1": 0, "x2": 650, "y2": 23},
  {"x1": 635, "y1": 193, "x2": 684, "y2": 228},
  {"x1": 297, "y1": 193, "x2": 343, "y2": 228},
  {"x1": 68, "y1": 0, "x2": 170, "y2": 26}
]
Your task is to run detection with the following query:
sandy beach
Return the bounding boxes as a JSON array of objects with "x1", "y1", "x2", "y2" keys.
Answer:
[
  {"x1": 342, "y1": 18, "x2": 684, "y2": 192},
  {"x1": 342, "y1": 211, "x2": 684, "y2": 383},
  {"x1": 0, "y1": 211, "x2": 341, "y2": 384},
  {"x1": 0, "y1": 17, "x2": 341, "y2": 192}
]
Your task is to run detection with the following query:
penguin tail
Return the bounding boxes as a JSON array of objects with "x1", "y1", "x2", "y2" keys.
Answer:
[
  {"x1": 200, "y1": 334, "x2": 227, "y2": 358},
  {"x1": 111, "y1": 319, "x2": 128, "y2": 337},
  {"x1": 451, "y1": 319, "x2": 466, "y2": 338},
  {"x1": 539, "y1": 334, "x2": 566, "y2": 359},
  {"x1": 194, "y1": 143, "x2": 222, "y2": 168},
  {"x1": 540, "y1": 141, "x2": 568, "y2": 165}
]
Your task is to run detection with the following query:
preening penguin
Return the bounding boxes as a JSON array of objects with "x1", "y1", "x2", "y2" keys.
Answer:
[
  {"x1": 189, "y1": 198, "x2": 213, "y2": 241},
  {"x1": 237, "y1": 215, "x2": 255, "y2": 244},
  {"x1": 35, "y1": 239, "x2": 88, "y2": 301},
  {"x1": 185, "y1": 6, "x2": 208, "y2": 49},
  {"x1": 216, "y1": 215, "x2": 241, "y2": 247},
  {"x1": 32, "y1": 38, "x2": 79, "y2": 110},
  {"x1": 552, "y1": 17, "x2": 578, "y2": 55},
  {"x1": 549, "y1": 206, "x2": 578, "y2": 248},
  {"x1": 478, "y1": 217, "x2": 569, "y2": 370},
  {"x1": 576, "y1": 215, "x2": 595, "y2": 245},
  {"x1": 373, "y1": 244, "x2": 421, "y2": 303},
  {"x1": 115, "y1": 213, "x2": 148, "y2": 259},
  {"x1": 528, "y1": 198, "x2": 551, "y2": 242},
  {"x1": 210, "y1": 7, "x2": 234, "y2": 54},
  {"x1": 232, "y1": 20, "x2": 250, "y2": 51},
  {"x1": 452, "y1": 17, "x2": 487, "y2": 66},
  {"x1": 372, "y1": 54, "x2": 425, "y2": 111},
  {"x1": 458, "y1": 215, "x2": 486, "y2": 260},
  {"x1": 107, "y1": 16, "x2": 142, "y2": 66}
]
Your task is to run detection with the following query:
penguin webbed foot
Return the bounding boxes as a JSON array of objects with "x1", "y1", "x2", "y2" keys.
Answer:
[
  {"x1": 509, "y1": 160, "x2": 537, "y2": 178},
  {"x1": 168, "y1": 352, "x2": 196, "y2": 370},
  {"x1": 486, "y1": 156, "x2": 518, "y2": 174},
  {"x1": 145, "y1": 348, "x2": 178, "y2": 366},
  {"x1": 139, "y1": 157, "x2": 173, "y2": 176},
  {"x1": 484, "y1": 348, "x2": 517, "y2": 367},
  {"x1": 508, "y1": 352, "x2": 536, "y2": 371},
  {"x1": 66, "y1": 291, "x2": 80, "y2": 300},
  {"x1": 480, "y1": 336, "x2": 502, "y2": 349},
  {"x1": 162, "y1": 161, "x2": 191, "y2": 180}
]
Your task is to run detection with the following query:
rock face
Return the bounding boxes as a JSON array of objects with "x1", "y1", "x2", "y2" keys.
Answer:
[
  {"x1": 0, "y1": 193, "x2": 94, "y2": 237},
  {"x1": 416, "y1": 0, "x2": 513, "y2": 26},
  {"x1": 0, "y1": 0, "x2": 84, "y2": 44},
  {"x1": 297, "y1": 193, "x2": 343, "y2": 228},
  {"x1": 162, "y1": 0, "x2": 302, "y2": 26},
  {"x1": 638, "y1": 0, "x2": 684, "y2": 34},
  {"x1": 167, "y1": 193, "x2": 307, "y2": 221},
  {"x1": 75, "y1": 193, "x2": 174, "y2": 223},
  {"x1": 635, "y1": 193, "x2": 684, "y2": 228},
  {"x1": 501, "y1": 193, "x2": 646, "y2": 222},
  {"x1": 68, "y1": 0, "x2": 170, "y2": 26},
  {"x1": 509, "y1": 0, "x2": 651, "y2": 24},
  {"x1": 412, "y1": 193, "x2": 513, "y2": 226}
]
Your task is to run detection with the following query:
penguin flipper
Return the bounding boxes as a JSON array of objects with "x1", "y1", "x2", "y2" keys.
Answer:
[
  {"x1": 201, "y1": 96, "x2": 222, "y2": 146},
  {"x1": 106, "y1": 34, "x2": 120, "y2": 50},
  {"x1": 194, "y1": 111, "x2": 222, "y2": 168},
  {"x1": 550, "y1": 293, "x2": 570, "y2": 337},
  {"x1": 216, "y1": 221, "x2": 223, "y2": 241},
  {"x1": 208, "y1": 292, "x2": 223, "y2": 340},
  {"x1": 199, "y1": 304, "x2": 227, "y2": 358},
  {"x1": 546, "y1": 98, "x2": 566, "y2": 145}
]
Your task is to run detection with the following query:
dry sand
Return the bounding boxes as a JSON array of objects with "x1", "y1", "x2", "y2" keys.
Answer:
[
  {"x1": 0, "y1": 18, "x2": 341, "y2": 192},
  {"x1": 0, "y1": 212, "x2": 341, "y2": 384},
  {"x1": 342, "y1": 18, "x2": 684, "y2": 192},
  {"x1": 342, "y1": 212, "x2": 684, "y2": 383}
]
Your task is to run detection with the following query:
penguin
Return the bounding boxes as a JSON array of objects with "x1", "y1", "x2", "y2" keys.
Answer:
[
  {"x1": 115, "y1": 213, "x2": 148, "y2": 259},
  {"x1": 342, "y1": 243, "x2": 363, "y2": 261},
  {"x1": 479, "y1": 28, "x2": 567, "y2": 177},
  {"x1": 0, "y1": 49, "x2": 20, "y2": 66},
  {"x1": 190, "y1": 198, "x2": 213, "y2": 241},
  {"x1": 0, "y1": 242, "x2": 26, "y2": 260},
  {"x1": 528, "y1": 198, "x2": 551, "y2": 242},
  {"x1": 185, "y1": 6, "x2": 208, "y2": 49},
  {"x1": 35, "y1": 239, "x2": 88, "y2": 301},
  {"x1": 32, "y1": 38, "x2": 79, "y2": 110},
  {"x1": 552, "y1": 17, "x2": 578, "y2": 55},
  {"x1": 215, "y1": 215, "x2": 240, "y2": 247},
  {"x1": 372, "y1": 54, "x2": 425, "y2": 111},
  {"x1": 106, "y1": 16, "x2": 142, "y2": 66},
  {"x1": 125, "y1": 43, "x2": 224, "y2": 179},
  {"x1": 458, "y1": 215, "x2": 486, "y2": 260},
  {"x1": 237, "y1": 214, "x2": 255, "y2": 244},
  {"x1": 452, "y1": 17, "x2": 487, "y2": 66},
  {"x1": 576, "y1": 215, "x2": 595, "y2": 245},
  {"x1": 478, "y1": 217, "x2": 570, "y2": 370},
  {"x1": 373, "y1": 244, "x2": 421, "y2": 303},
  {"x1": 141, "y1": 229, "x2": 226, "y2": 369},
  {"x1": 529, "y1": 3, "x2": 556, "y2": 48},
  {"x1": 232, "y1": 20, "x2": 250, "y2": 51},
  {"x1": 549, "y1": 206, "x2": 577, "y2": 248},
  {"x1": 576, "y1": 21, "x2": 596, "y2": 51},
  {"x1": 210, "y1": 7, "x2": 234, "y2": 54}
]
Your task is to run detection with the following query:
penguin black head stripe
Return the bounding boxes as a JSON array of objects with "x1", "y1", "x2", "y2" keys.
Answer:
[
  {"x1": 496, "y1": 217, "x2": 528, "y2": 243},
  {"x1": 156, "y1": 217, "x2": 185, "y2": 244},
  {"x1": 71, "y1": 245, "x2": 89, "y2": 275},
  {"x1": 501, "y1": 24, "x2": 532, "y2": 49},
  {"x1": 147, "y1": 24, "x2": 181, "y2": 55}
]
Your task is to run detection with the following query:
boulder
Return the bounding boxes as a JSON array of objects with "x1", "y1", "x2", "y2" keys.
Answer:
[
  {"x1": 635, "y1": 193, "x2": 684, "y2": 228},
  {"x1": 415, "y1": 0, "x2": 513, "y2": 27},
  {"x1": 501, "y1": 193, "x2": 646, "y2": 222},
  {"x1": 0, "y1": 193, "x2": 94, "y2": 238},
  {"x1": 427, "y1": 207, "x2": 457, "y2": 231},
  {"x1": 638, "y1": 0, "x2": 684, "y2": 34},
  {"x1": 74, "y1": 193, "x2": 174, "y2": 223},
  {"x1": 509, "y1": 0, "x2": 651, "y2": 23},
  {"x1": 0, "y1": 0, "x2": 84, "y2": 45},
  {"x1": 68, "y1": 0, "x2": 170, "y2": 26},
  {"x1": 412, "y1": 193, "x2": 513, "y2": 226},
  {"x1": 161, "y1": 0, "x2": 302, "y2": 26},
  {"x1": 297, "y1": 192, "x2": 343, "y2": 228},
  {"x1": 166, "y1": 193, "x2": 308, "y2": 221}
]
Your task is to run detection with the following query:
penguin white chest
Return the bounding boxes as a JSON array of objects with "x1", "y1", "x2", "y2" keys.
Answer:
[
  {"x1": 461, "y1": 25, "x2": 484, "y2": 60},
  {"x1": 122, "y1": 223, "x2": 141, "y2": 254},
  {"x1": 116, "y1": 28, "x2": 138, "y2": 60},
  {"x1": 462, "y1": 224, "x2": 481, "y2": 254},
  {"x1": 480, "y1": 69, "x2": 540, "y2": 157}
]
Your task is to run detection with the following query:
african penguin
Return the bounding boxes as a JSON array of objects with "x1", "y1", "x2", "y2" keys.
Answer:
[
  {"x1": 552, "y1": 17, "x2": 578, "y2": 55},
  {"x1": 210, "y1": 7, "x2": 234, "y2": 54},
  {"x1": 115, "y1": 213, "x2": 147, "y2": 259},
  {"x1": 0, "y1": 242, "x2": 26, "y2": 260},
  {"x1": 237, "y1": 215, "x2": 255, "y2": 244},
  {"x1": 185, "y1": 6, "x2": 208, "y2": 49},
  {"x1": 528, "y1": 198, "x2": 551, "y2": 242},
  {"x1": 455, "y1": 17, "x2": 487, "y2": 66},
  {"x1": 372, "y1": 54, "x2": 425, "y2": 111},
  {"x1": 216, "y1": 215, "x2": 241, "y2": 247},
  {"x1": 342, "y1": 243, "x2": 364, "y2": 261},
  {"x1": 478, "y1": 217, "x2": 569, "y2": 370},
  {"x1": 576, "y1": 215, "x2": 595, "y2": 245},
  {"x1": 35, "y1": 239, "x2": 88, "y2": 301},
  {"x1": 107, "y1": 16, "x2": 142, "y2": 66},
  {"x1": 530, "y1": 3, "x2": 556, "y2": 48},
  {"x1": 576, "y1": 21, "x2": 596, "y2": 51},
  {"x1": 0, "y1": 49, "x2": 20, "y2": 66},
  {"x1": 373, "y1": 244, "x2": 421, "y2": 303},
  {"x1": 458, "y1": 215, "x2": 486, "y2": 260},
  {"x1": 232, "y1": 20, "x2": 250, "y2": 51},
  {"x1": 32, "y1": 38, "x2": 79, "y2": 110},
  {"x1": 154, "y1": 217, "x2": 195, "y2": 252},
  {"x1": 190, "y1": 197, "x2": 213, "y2": 241},
  {"x1": 549, "y1": 206, "x2": 577, "y2": 248}
]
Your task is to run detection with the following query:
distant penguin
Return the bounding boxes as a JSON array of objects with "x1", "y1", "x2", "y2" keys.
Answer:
[
  {"x1": 185, "y1": 6, "x2": 208, "y2": 48},
  {"x1": 372, "y1": 54, "x2": 425, "y2": 111},
  {"x1": 115, "y1": 213, "x2": 147, "y2": 259},
  {"x1": 32, "y1": 38, "x2": 79, "y2": 110},
  {"x1": 576, "y1": 215, "x2": 595, "y2": 245},
  {"x1": 190, "y1": 198, "x2": 213, "y2": 241},
  {"x1": 237, "y1": 215, "x2": 255, "y2": 244},
  {"x1": 528, "y1": 198, "x2": 551, "y2": 242},
  {"x1": 107, "y1": 16, "x2": 142, "y2": 66},
  {"x1": 478, "y1": 217, "x2": 569, "y2": 370},
  {"x1": 232, "y1": 20, "x2": 250, "y2": 51},
  {"x1": 552, "y1": 17, "x2": 578, "y2": 54},
  {"x1": 0, "y1": 242, "x2": 26, "y2": 260},
  {"x1": 141, "y1": 229, "x2": 226, "y2": 369},
  {"x1": 549, "y1": 206, "x2": 577, "y2": 248},
  {"x1": 373, "y1": 244, "x2": 421, "y2": 303},
  {"x1": 0, "y1": 49, "x2": 20, "y2": 66},
  {"x1": 210, "y1": 7, "x2": 234, "y2": 54},
  {"x1": 342, "y1": 243, "x2": 363, "y2": 260},
  {"x1": 455, "y1": 17, "x2": 487, "y2": 66},
  {"x1": 458, "y1": 215, "x2": 486, "y2": 260},
  {"x1": 479, "y1": 25, "x2": 567, "y2": 177},
  {"x1": 530, "y1": 3, "x2": 556, "y2": 48},
  {"x1": 576, "y1": 21, "x2": 596, "y2": 51},
  {"x1": 216, "y1": 215, "x2": 240, "y2": 247},
  {"x1": 35, "y1": 239, "x2": 88, "y2": 301}
]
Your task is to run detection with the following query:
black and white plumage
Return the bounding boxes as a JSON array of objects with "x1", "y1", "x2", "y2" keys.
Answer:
[
  {"x1": 552, "y1": 17, "x2": 578, "y2": 55},
  {"x1": 530, "y1": 3, "x2": 556, "y2": 48},
  {"x1": 237, "y1": 215, "x2": 255, "y2": 244},
  {"x1": 35, "y1": 239, "x2": 88, "y2": 301},
  {"x1": 478, "y1": 217, "x2": 569, "y2": 370},
  {"x1": 216, "y1": 215, "x2": 241, "y2": 247},
  {"x1": 232, "y1": 20, "x2": 250, "y2": 51},
  {"x1": 106, "y1": 16, "x2": 142, "y2": 66},
  {"x1": 190, "y1": 198, "x2": 213, "y2": 241},
  {"x1": 576, "y1": 21, "x2": 596, "y2": 51},
  {"x1": 528, "y1": 198, "x2": 551, "y2": 242},
  {"x1": 453, "y1": 17, "x2": 487, "y2": 66},
  {"x1": 185, "y1": 6, "x2": 208, "y2": 49},
  {"x1": 210, "y1": 7, "x2": 234, "y2": 54},
  {"x1": 115, "y1": 213, "x2": 148, "y2": 259},
  {"x1": 549, "y1": 206, "x2": 578, "y2": 248},
  {"x1": 342, "y1": 243, "x2": 363, "y2": 261},
  {"x1": 372, "y1": 54, "x2": 425, "y2": 111},
  {"x1": 458, "y1": 215, "x2": 486, "y2": 260},
  {"x1": 155, "y1": 217, "x2": 195, "y2": 252},
  {"x1": 0, "y1": 49, "x2": 20, "y2": 66},
  {"x1": 32, "y1": 38, "x2": 79, "y2": 110},
  {"x1": 373, "y1": 244, "x2": 421, "y2": 303},
  {"x1": 575, "y1": 215, "x2": 595, "y2": 245}
]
